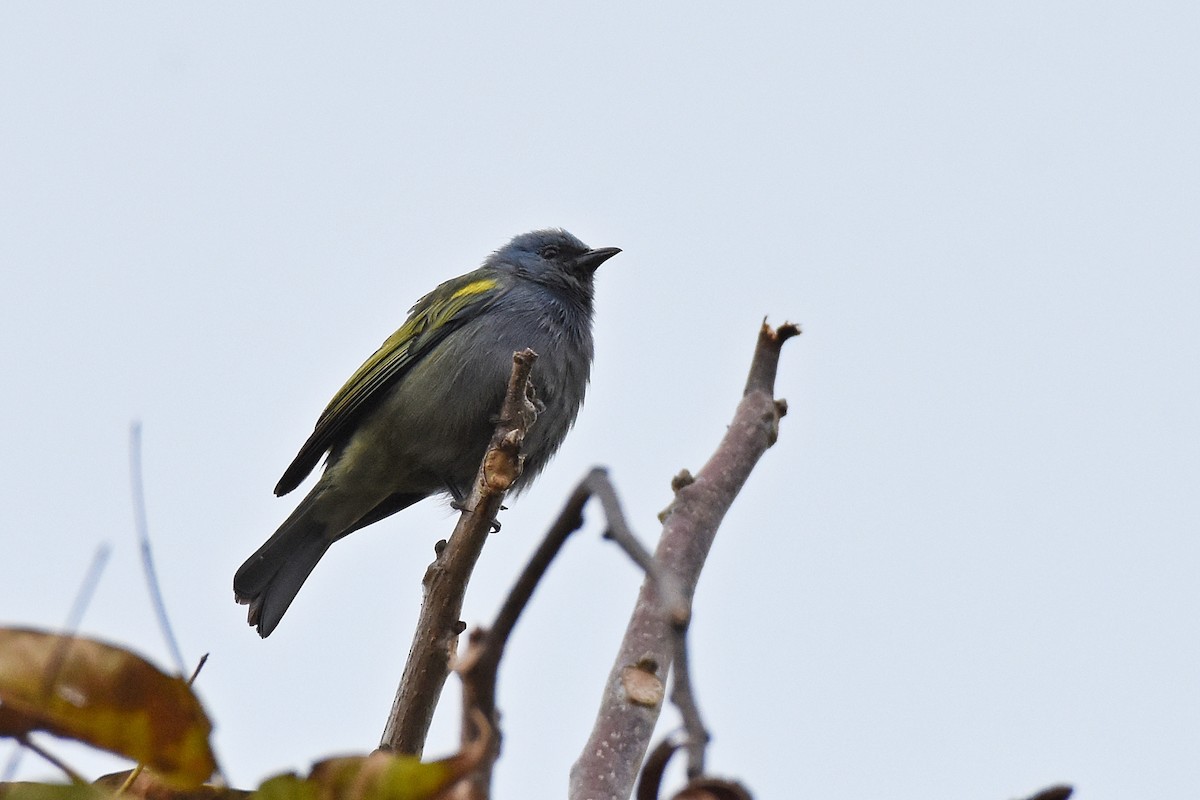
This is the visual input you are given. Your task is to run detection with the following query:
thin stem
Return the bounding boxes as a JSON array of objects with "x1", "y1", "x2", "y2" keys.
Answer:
[{"x1": 129, "y1": 422, "x2": 188, "y2": 677}]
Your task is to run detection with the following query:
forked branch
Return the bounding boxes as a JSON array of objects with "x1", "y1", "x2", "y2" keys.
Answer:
[{"x1": 570, "y1": 320, "x2": 800, "y2": 800}]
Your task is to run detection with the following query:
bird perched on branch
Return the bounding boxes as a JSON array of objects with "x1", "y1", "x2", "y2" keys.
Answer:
[{"x1": 234, "y1": 229, "x2": 620, "y2": 637}]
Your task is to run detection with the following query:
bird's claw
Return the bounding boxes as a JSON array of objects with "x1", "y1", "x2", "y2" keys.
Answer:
[{"x1": 449, "y1": 498, "x2": 501, "y2": 532}]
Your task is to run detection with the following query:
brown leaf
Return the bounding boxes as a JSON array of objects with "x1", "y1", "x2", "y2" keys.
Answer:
[{"x1": 0, "y1": 627, "x2": 216, "y2": 788}]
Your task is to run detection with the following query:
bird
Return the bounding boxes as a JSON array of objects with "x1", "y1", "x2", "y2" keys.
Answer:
[{"x1": 233, "y1": 229, "x2": 619, "y2": 637}]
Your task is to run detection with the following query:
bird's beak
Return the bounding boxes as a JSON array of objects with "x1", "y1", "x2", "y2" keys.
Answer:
[{"x1": 573, "y1": 246, "x2": 621, "y2": 273}]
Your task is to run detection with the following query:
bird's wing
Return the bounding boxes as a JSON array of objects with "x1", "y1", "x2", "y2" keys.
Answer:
[{"x1": 274, "y1": 269, "x2": 506, "y2": 496}]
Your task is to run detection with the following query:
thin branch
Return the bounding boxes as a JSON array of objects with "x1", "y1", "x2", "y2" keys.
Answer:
[
  {"x1": 129, "y1": 422, "x2": 188, "y2": 678},
  {"x1": 63, "y1": 544, "x2": 113, "y2": 637},
  {"x1": 379, "y1": 350, "x2": 540, "y2": 755},
  {"x1": 570, "y1": 320, "x2": 800, "y2": 800},
  {"x1": 187, "y1": 652, "x2": 210, "y2": 686},
  {"x1": 40, "y1": 544, "x2": 112, "y2": 699},
  {"x1": 13, "y1": 735, "x2": 86, "y2": 786},
  {"x1": 593, "y1": 473, "x2": 688, "y2": 625},
  {"x1": 668, "y1": 628, "x2": 707, "y2": 779}
]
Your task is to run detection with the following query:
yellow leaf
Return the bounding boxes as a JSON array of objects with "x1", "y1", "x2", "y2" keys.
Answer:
[
  {"x1": 254, "y1": 749, "x2": 475, "y2": 800},
  {"x1": 0, "y1": 784, "x2": 107, "y2": 800},
  {"x1": 252, "y1": 773, "x2": 319, "y2": 800},
  {"x1": 0, "y1": 627, "x2": 216, "y2": 788}
]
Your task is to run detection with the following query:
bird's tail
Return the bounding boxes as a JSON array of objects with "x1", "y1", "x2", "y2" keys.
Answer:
[{"x1": 234, "y1": 497, "x2": 332, "y2": 638}]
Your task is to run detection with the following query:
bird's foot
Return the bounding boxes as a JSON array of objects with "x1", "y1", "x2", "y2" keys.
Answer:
[{"x1": 448, "y1": 498, "x2": 502, "y2": 531}]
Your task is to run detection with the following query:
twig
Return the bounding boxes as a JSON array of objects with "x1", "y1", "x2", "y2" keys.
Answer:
[
  {"x1": 129, "y1": 422, "x2": 188, "y2": 677},
  {"x1": 62, "y1": 544, "x2": 113, "y2": 640},
  {"x1": 379, "y1": 350, "x2": 540, "y2": 755},
  {"x1": 669, "y1": 628, "x2": 707, "y2": 779},
  {"x1": 13, "y1": 735, "x2": 86, "y2": 786},
  {"x1": 187, "y1": 652, "x2": 209, "y2": 686},
  {"x1": 570, "y1": 321, "x2": 799, "y2": 800},
  {"x1": 41, "y1": 544, "x2": 112, "y2": 698}
]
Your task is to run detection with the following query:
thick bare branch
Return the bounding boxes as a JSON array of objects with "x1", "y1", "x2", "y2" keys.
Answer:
[
  {"x1": 570, "y1": 321, "x2": 799, "y2": 800},
  {"x1": 379, "y1": 349, "x2": 539, "y2": 755}
]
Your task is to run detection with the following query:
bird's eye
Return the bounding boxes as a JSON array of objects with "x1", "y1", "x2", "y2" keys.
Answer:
[{"x1": 539, "y1": 245, "x2": 560, "y2": 260}]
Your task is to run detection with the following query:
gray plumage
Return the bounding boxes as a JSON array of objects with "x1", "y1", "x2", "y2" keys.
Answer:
[{"x1": 234, "y1": 229, "x2": 619, "y2": 637}]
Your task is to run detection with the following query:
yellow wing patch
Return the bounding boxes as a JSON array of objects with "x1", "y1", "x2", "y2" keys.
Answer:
[{"x1": 450, "y1": 277, "x2": 499, "y2": 301}]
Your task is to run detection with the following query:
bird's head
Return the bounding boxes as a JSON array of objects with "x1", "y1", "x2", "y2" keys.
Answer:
[{"x1": 490, "y1": 229, "x2": 620, "y2": 304}]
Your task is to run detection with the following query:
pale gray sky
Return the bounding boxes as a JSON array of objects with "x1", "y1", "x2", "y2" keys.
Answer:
[{"x1": 2, "y1": 3, "x2": 1198, "y2": 798}]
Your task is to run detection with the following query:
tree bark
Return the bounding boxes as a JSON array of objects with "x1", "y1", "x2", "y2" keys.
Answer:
[{"x1": 569, "y1": 322, "x2": 799, "y2": 800}]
